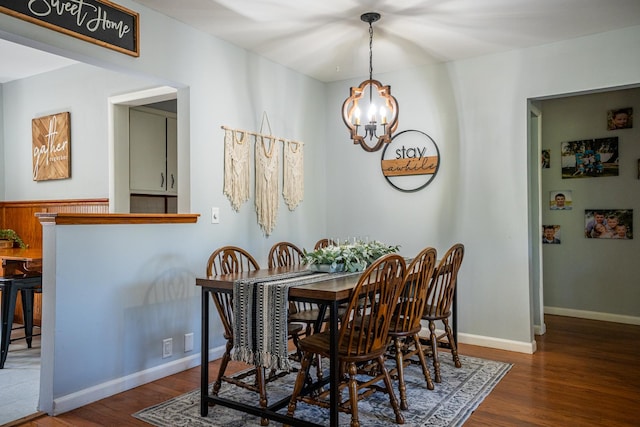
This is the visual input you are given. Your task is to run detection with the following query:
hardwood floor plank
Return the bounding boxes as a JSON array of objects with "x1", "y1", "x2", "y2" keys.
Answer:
[{"x1": 11, "y1": 315, "x2": 640, "y2": 426}]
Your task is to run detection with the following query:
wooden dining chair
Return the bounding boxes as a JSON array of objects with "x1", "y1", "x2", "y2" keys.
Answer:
[
  {"x1": 268, "y1": 242, "x2": 322, "y2": 336},
  {"x1": 206, "y1": 245, "x2": 303, "y2": 426},
  {"x1": 267, "y1": 241, "x2": 304, "y2": 269},
  {"x1": 286, "y1": 254, "x2": 407, "y2": 427},
  {"x1": 420, "y1": 243, "x2": 465, "y2": 383},
  {"x1": 313, "y1": 238, "x2": 335, "y2": 250},
  {"x1": 387, "y1": 246, "x2": 437, "y2": 409}
]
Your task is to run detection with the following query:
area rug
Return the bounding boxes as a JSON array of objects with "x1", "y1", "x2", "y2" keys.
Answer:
[{"x1": 133, "y1": 354, "x2": 511, "y2": 427}]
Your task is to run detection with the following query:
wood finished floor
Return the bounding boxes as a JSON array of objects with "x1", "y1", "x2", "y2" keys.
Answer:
[{"x1": 7, "y1": 314, "x2": 640, "y2": 427}]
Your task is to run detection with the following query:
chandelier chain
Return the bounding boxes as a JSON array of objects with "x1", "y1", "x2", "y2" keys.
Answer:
[
  {"x1": 368, "y1": 22, "x2": 374, "y2": 103},
  {"x1": 368, "y1": 22, "x2": 373, "y2": 81}
]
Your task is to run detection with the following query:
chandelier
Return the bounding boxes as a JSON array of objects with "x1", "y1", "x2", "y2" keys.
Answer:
[{"x1": 342, "y1": 12, "x2": 399, "y2": 152}]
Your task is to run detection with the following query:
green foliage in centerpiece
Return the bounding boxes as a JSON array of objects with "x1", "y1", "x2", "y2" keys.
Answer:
[
  {"x1": 0, "y1": 229, "x2": 27, "y2": 249},
  {"x1": 303, "y1": 240, "x2": 400, "y2": 273}
]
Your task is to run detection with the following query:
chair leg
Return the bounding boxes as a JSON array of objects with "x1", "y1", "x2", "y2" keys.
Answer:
[
  {"x1": 442, "y1": 319, "x2": 462, "y2": 368},
  {"x1": 20, "y1": 289, "x2": 35, "y2": 348},
  {"x1": 429, "y1": 321, "x2": 442, "y2": 383},
  {"x1": 377, "y1": 355, "x2": 405, "y2": 425},
  {"x1": 286, "y1": 351, "x2": 314, "y2": 421},
  {"x1": 255, "y1": 367, "x2": 269, "y2": 426},
  {"x1": 347, "y1": 362, "x2": 360, "y2": 427},
  {"x1": 1, "y1": 283, "x2": 18, "y2": 369},
  {"x1": 393, "y1": 337, "x2": 408, "y2": 410},
  {"x1": 412, "y1": 333, "x2": 434, "y2": 390},
  {"x1": 212, "y1": 339, "x2": 233, "y2": 397}
]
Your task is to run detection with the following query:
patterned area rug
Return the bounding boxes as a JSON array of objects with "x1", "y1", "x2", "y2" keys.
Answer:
[{"x1": 133, "y1": 353, "x2": 511, "y2": 427}]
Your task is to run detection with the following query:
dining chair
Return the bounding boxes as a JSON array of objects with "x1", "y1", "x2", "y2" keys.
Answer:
[
  {"x1": 267, "y1": 241, "x2": 304, "y2": 269},
  {"x1": 387, "y1": 246, "x2": 437, "y2": 409},
  {"x1": 206, "y1": 245, "x2": 303, "y2": 426},
  {"x1": 286, "y1": 254, "x2": 407, "y2": 427},
  {"x1": 420, "y1": 243, "x2": 465, "y2": 383},
  {"x1": 313, "y1": 238, "x2": 335, "y2": 250},
  {"x1": 268, "y1": 242, "x2": 322, "y2": 336}
]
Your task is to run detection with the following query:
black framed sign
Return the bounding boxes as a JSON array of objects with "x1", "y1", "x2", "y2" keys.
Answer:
[
  {"x1": 0, "y1": 0, "x2": 139, "y2": 56},
  {"x1": 380, "y1": 129, "x2": 440, "y2": 192}
]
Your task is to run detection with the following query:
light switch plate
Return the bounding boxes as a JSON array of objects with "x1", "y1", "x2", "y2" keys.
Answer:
[{"x1": 211, "y1": 207, "x2": 219, "y2": 224}]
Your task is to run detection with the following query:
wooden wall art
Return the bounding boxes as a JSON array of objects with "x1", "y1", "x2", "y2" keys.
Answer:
[{"x1": 32, "y1": 112, "x2": 71, "y2": 181}]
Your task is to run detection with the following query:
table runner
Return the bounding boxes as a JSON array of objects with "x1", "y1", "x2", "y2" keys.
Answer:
[{"x1": 232, "y1": 270, "x2": 359, "y2": 371}]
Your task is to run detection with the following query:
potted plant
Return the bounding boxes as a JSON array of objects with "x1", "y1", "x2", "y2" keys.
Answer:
[
  {"x1": 0, "y1": 229, "x2": 27, "y2": 249},
  {"x1": 303, "y1": 240, "x2": 400, "y2": 273}
]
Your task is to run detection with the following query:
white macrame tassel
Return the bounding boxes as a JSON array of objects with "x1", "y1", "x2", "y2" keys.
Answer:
[
  {"x1": 255, "y1": 135, "x2": 279, "y2": 236},
  {"x1": 283, "y1": 140, "x2": 304, "y2": 210},
  {"x1": 223, "y1": 129, "x2": 250, "y2": 212}
]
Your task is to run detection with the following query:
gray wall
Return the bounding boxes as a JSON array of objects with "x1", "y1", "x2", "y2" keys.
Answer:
[
  {"x1": 541, "y1": 88, "x2": 640, "y2": 320},
  {"x1": 1, "y1": 0, "x2": 639, "y2": 415}
]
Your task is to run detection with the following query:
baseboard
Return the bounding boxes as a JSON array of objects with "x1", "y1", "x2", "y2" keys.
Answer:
[
  {"x1": 52, "y1": 345, "x2": 227, "y2": 415},
  {"x1": 421, "y1": 326, "x2": 536, "y2": 354},
  {"x1": 544, "y1": 306, "x2": 640, "y2": 325},
  {"x1": 457, "y1": 332, "x2": 536, "y2": 354}
]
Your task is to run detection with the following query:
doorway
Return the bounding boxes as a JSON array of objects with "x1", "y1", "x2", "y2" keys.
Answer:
[{"x1": 108, "y1": 86, "x2": 182, "y2": 213}]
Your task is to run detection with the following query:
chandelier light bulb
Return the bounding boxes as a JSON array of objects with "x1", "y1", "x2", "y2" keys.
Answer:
[
  {"x1": 354, "y1": 107, "x2": 361, "y2": 125},
  {"x1": 368, "y1": 104, "x2": 377, "y2": 123}
]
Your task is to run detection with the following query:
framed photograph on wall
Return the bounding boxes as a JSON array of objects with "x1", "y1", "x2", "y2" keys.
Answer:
[
  {"x1": 550, "y1": 190, "x2": 572, "y2": 210},
  {"x1": 561, "y1": 137, "x2": 618, "y2": 179},
  {"x1": 541, "y1": 149, "x2": 550, "y2": 169},
  {"x1": 542, "y1": 225, "x2": 561, "y2": 244},
  {"x1": 607, "y1": 107, "x2": 633, "y2": 130},
  {"x1": 584, "y1": 209, "x2": 633, "y2": 239}
]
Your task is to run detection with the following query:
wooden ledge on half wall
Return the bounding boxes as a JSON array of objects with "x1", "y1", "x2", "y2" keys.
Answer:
[{"x1": 36, "y1": 212, "x2": 200, "y2": 225}]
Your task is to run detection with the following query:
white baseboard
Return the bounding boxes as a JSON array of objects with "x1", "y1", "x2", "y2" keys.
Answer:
[
  {"x1": 457, "y1": 332, "x2": 536, "y2": 354},
  {"x1": 52, "y1": 345, "x2": 227, "y2": 415},
  {"x1": 544, "y1": 306, "x2": 640, "y2": 325},
  {"x1": 421, "y1": 326, "x2": 536, "y2": 354}
]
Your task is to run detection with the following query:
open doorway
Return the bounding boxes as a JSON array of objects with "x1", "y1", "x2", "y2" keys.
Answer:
[
  {"x1": 528, "y1": 102, "x2": 546, "y2": 337},
  {"x1": 108, "y1": 86, "x2": 182, "y2": 213}
]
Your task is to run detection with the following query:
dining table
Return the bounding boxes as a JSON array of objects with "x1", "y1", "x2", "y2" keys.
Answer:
[
  {"x1": 197, "y1": 265, "x2": 363, "y2": 427},
  {"x1": 0, "y1": 248, "x2": 43, "y2": 275}
]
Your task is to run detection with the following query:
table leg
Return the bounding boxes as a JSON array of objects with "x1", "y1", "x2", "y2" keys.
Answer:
[
  {"x1": 201, "y1": 288, "x2": 210, "y2": 416},
  {"x1": 329, "y1": 300, "x2": 338, "y2": 426}
]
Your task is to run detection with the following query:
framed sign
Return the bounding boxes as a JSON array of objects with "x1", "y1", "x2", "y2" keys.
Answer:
[
  {"x1": 32, "y1": 112, "x2": 71, "y2": 181},
  {"x1": 0, "y1": 0, "x2": 139, "y2": 56},
  {"x1": 380, "y1": 129, "x2": 440, "y2": 192}
]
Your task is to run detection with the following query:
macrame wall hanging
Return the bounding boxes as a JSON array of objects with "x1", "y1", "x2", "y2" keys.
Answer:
[
  {"x1": 283, "y1": 140, "x2": 304, "y2": 210},
  {"x1": 221, "y1": 112, "x2": 304, "y2": 236},
  {"x1": 222, "y1": 128, "x2": 250, "y2": 212}
]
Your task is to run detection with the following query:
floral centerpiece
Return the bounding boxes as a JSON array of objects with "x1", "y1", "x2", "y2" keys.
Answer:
[
  {"x1": 0, "y1": 229, "x2": 27, "y2": 249},
  {"x1": 303, "y1": 240, "x2": 400, "y2": 273}
]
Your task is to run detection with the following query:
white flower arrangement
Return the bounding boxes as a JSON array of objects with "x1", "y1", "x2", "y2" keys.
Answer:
[{"x1": 302, "y1": 240, "x2": 400, "y2": 273}]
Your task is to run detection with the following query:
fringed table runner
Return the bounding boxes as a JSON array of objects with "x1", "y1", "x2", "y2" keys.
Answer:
[{"x1": 232, "y1": 270, "x2": 360, "y2": 371}]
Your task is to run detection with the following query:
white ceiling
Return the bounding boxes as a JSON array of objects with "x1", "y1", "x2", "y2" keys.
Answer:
[{"x1": 2, "y1": 0, "x2": 640, "y2": 83}]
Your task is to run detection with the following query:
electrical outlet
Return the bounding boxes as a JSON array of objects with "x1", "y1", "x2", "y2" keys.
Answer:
[
  {"x1": 211, "y1": 207, "x2": 220, "y2": 224},
  {"x1": 184, "y1": 333, "x2": 194, "y2": 352},
  {"x1": 162, "y1": 338, "x2": 173, "y2": 358}
]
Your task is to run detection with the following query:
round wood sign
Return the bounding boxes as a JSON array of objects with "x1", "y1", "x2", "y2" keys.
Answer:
[{"x1": 380, "y1": 130, "x2": 440, "y2": 192}]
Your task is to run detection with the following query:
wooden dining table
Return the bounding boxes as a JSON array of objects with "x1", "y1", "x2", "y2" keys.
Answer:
[
  {"x1": 197, "y1": 265, "x2": 363, "y2": 427},
  {"x1": 0, "y1": 248, "x2": 43, "y2": 275}
]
